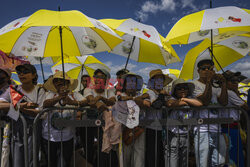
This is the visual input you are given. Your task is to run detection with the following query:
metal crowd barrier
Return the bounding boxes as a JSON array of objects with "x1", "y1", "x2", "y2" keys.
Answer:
[
  {"x1": 0, "y1": 118, "x2": 6, "y2": 166},
  {"x1": 30, "y1": 105, "x2": 250, "y2": 167},
  {"x1": 0, "y1": 113, "x2": 29, "y2": 167}
]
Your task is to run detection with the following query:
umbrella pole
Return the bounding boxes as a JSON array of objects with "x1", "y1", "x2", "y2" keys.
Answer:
[
  {"x1": 58, "y1": 6, "x2": 65, "y2": 80},
  {"x1": 208, "y1": 47, "x2": 225, "y2": 73},
  {"x1": 210, "y1": 0, "x2": 214, "y2": 60},
  {"x1": 59, "y1": 26, "x2": 65, "y2": 79},
  {"x1": 124, "y1": 35, "x2": 136, "y2": 70},
  {"x1": 79, "y1": 64, "x2": 84, "y2": 91},
  {"x1": 39, "y1": 57, "x2": 45, "y2": 83}
]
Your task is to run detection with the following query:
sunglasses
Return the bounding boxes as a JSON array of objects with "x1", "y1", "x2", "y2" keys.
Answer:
[
  {"x1": 16, "y1": 69, "x2": 31, "y2": 75},
  {"x1": 199, "y1": 66, "x2": 213, "y2": 71}
]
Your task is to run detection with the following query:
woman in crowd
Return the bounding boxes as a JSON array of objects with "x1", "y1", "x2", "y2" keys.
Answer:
[
  {"x1": 0, "y1": 64, "x2": 46, "y2": 167},
  {"x1": 167, "y1": 78, "x2": 202, "y2": 167},
  {"x1": 42, "y1": 71, "x2": 87, "y2": 167},
  {"x1": 143, "y1": 69, "x2": 172, "y2": 167},
  {"x1": 113, "y1": 72, "x2": 145, "y2": 167}
]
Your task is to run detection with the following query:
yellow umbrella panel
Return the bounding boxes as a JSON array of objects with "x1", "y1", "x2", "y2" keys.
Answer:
[
  {"x1": 100, "y1": 18, "x2": 180, "y2": 66},
  {"x1": 165, "y1": 6, "x2": 250, "y2": 45},
  {"x1": 0, "y1": 9, "x2": 122, "y2": 59},
  {"x1": 179, "y1": 35, "x2": 250, "y2": 80},
  {"x1": 51, "y1": 55, "x2": 110, "y2": 83}
]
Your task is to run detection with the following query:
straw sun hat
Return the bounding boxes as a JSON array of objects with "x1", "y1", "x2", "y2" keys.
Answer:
[
  {"x1": 149, "y1": 69, "x2": 173, "y2": 87},
  {"x1": 44, "y1": 71, "x2": 78, "y2": 93}
]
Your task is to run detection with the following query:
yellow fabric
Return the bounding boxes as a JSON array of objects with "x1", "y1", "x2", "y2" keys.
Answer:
[
  {"x1": 100, "y1": 18, "x2": 180, "y2": 65},
  {"x1": 165, "y1": 8, "x2": 250, "y2": 44},
  {"x1": 53, "y1": 56, "x2": 108, "y2": 79},
  {"x1": 242, "y1": 9, "x2": 250, "y2": 14},
  {"x1": 0, "y1": 9, "x2": 122, "y2": 57},
  {"x1": 168, "y1": 69, "x2": 180, "y2": 78},
  {"x1": 43, "y1": 27, "x2": 81, "y2": 57},
  {"x1": 179, "y1": 38, "x2": 246, "y2": 80},
  {"x1": 0, "y1": 28, "x2": 27, "y2": 53},
  {"x1": 179, "y1": 39, "x2": 211, "y2": 80},
  {"x1": 166, "y1": 10, "x2": 204, "y2": 44},
  {"x1": 24, "y1": 9, "x2": 94, "y2": 27},
  {"x1": 99, "y1": 19, "x2": 127, "y2": 29}
]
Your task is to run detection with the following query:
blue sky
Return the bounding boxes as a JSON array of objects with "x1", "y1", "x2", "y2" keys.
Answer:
[{"x1": 1, "y1": 0, "x2": 250, "y2": 83}]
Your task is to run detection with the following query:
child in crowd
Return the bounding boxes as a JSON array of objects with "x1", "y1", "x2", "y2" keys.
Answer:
[
  {"x1": 143, "y1": 69, "x2": 172, "y2": 167},
  {"x1": 167, "y1": 79, "x2": 202, "y2": 167}
]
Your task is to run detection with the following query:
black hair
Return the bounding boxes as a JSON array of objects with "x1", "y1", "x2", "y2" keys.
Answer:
[
  {"x1": 81, "y1": 74, "x2": 90, "y2": 81},
  {"x1": 116, "y1": 69, "x2": 129, "y2": 76},
  {"x1": 197, "y1": 59, "x2": 214, "y2": 68}
]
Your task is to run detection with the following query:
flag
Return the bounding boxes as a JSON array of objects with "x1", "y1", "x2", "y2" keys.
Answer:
[{"x1": 9, "y1": 85, "x2": 23, "y2": 108}]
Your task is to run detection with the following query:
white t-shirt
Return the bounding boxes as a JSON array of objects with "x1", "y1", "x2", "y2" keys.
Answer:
[
  {"x1": 84, "y1": 88, "x2": 115, "y2": 99},
  {"x1": 220, "y1": 90, "x2": 245, "y2": 120},
  {"x1": 144, "y1": 89, "x2": 165, "y2": 130},
  {"x1": 169, "y1": 97, "x2": 193, "y2": 134},
  {"x1": 42, "y1": 91, "x2": 85, "y2": 142},
  {"x1": 0, "y1": 85, "x2": 46, "y2": 118},
  {"x1": 192, "y1": 80, "x2": 221, "y2": 132}
]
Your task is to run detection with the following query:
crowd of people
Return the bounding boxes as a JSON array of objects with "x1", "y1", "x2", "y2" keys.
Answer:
[{"x1": 0, "y1": 59, "x2": 249, "y2": 167}]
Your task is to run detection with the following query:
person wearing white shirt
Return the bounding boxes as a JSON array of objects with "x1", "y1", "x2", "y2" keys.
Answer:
[
  {"x1": 143, "y1": 69, "x2": 172, "y2": 167},
  {"x1": 192, "y1": 59, "x2": 227, "y2": 167},
  {"x1": 0, "y1": 64, "x2": 46, "y2": 167},
  {"x1": 221, "y1": 70, "x2": 248, "y2": 167},
  {"x1": 167, "y1": 79, "x2": 202, "y2": 167},
  {"x1": 42, "y1": 71, "x2": 87, "y2": 167},
  {"x1": 82, "y1": 68, "x2": 117, "y2": 167}
]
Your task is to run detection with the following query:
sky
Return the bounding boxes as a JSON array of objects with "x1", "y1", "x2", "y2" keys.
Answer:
[{"x1": 0, "y1": 0, "x2": 250, "y2": 83}]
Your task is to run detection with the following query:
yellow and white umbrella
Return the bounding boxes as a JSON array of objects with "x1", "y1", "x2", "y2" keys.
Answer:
[
  {"x1": 239, "y1": 82, "x2": 250, "y2": 101},
  {"x1": 179, "y1": 35, "x2": 250, "y2": 80},
  {"x1": 165, "y1": 6, "x2": 250, "y2": 45},
  {"x1": 51, "y1": 55, "x2": 110, "y2": 89},
  {"x1": 162, "y1": 69, "x2": 180, "y2": 78},
  {"x1": 0, "y1": 9, "x2": 122, "y2": 58},
  {"x1": 100, "y1": 18, "x2": 180, "y2": 67}
]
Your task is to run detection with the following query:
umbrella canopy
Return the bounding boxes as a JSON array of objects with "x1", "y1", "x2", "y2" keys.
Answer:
[
  {"x1": 165, "y1": 6, "x2": 250, "y2": 45},
  {"x1": 239, "y1": 82, "x2": 250, "y2": 101},
  {"x1": 51, "y1": 55, "x2": 110, "y2": 88},
  {"x1": 0, "y1": 9, "x2": 122, "y2": 59},
  {"x1": 179, "y1": 34, "x2": 250, "y2": 80},
  {"x1": 162, "y1": 69, "x2": 180, "y2": 78},
  {"x1": 100, "y1": 18, "x2": 180, "y2": 67}
]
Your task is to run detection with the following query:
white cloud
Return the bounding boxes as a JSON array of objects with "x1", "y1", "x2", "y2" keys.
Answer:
[
  {"x1": 136, "y1": 0, "x2": 176, "y2": 22},
  {"x1": 136, "y1": 0, "x2": 208, "y2": 22},
  {"x1": 137, "y1": 64, "x2": 162, "y2": 82},
  {"x1": 231, "y1": 61, "x2": 250, "y2": 78}
]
